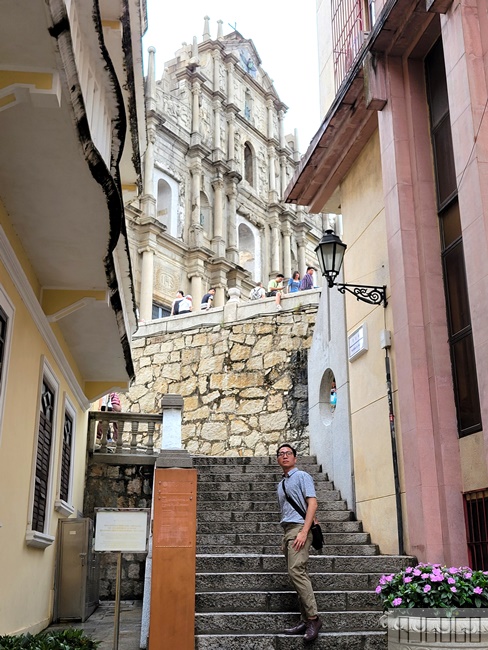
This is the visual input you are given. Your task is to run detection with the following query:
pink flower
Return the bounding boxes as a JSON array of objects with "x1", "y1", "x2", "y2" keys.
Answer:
[
  {"x1": 424, "y1": 584, "x2": 432, "y2": 593},
  {"x1": 474, "y1": 587, "x2": 483, "y2": 595},
  {"x1": 385, "y1": 575, "x2": 394, "y2": 582},
  {"x1": 449, "y1": 567, "x2": 458, "y2": 574},
  {"x1": 464, "y1": 573, "x2": 472, "y2": 579},
  {"x1": 413, "y1": 569, "x2": 421, "y2": 576},
  {"x1": 448, "y1": 577, "x2": 456, "y2": 584},
  {"x1": 375, "y1": 585, "x2": 382, "y2": 594},
  {"x1": 451, "y1": 587, "x2": 457, "y2": 593},
  {"x1": 404, "y1": 577, "x2": 413, "y2": 583},
  {"x1": 421, "y1": 573, "x2": 430, "y2": 579},
  {"x1": 392, "y1": 597, "x2": 403, "y2": 607},
  {"x1": 405, "y1": 567, "x2": 413, "y2": 574}
]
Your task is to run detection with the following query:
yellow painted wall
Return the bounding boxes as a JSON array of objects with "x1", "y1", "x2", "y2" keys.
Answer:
[
  {"x1": 0, "y1": 199, "x2": 89, "y2": 634},
  {"x1": 340, "y1": 130, "x2": 404, "y2": 554}
]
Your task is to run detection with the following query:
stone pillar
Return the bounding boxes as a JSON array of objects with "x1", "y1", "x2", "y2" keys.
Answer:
[
  {"x1": 298, "y1": 239, "x2": 306, "y2": 275},
  {"x1": 270, "y1": 216, "x2": 281, "y2": 274},
  {"x1": 190, "y1": 273, "x2": 203, "y2": 307},
  {"x1": 217, "y1": 19, "x2": 223, "y2": 39},
  {"x1": 268, "y1": 146, "x2": 276, "y2": 193},
  {"x1": 226, "y1": 178, "x2": 239, "y2": 264},
  {"x1": 191, "y1": 81, "x2": 201, "y2": 135},
  {"x1": 203, "y1": 15, "x2": 211, "y2": 41},
  {"x1": 143, "y1": 129, "x2": 155, "y2": 197},
  {"x1": 293, "y1": 128, "x2": 300, "y2": 162},
  {"x1": 190, "y1": 161, "x2": 203, "y2": 248},
  {"x1": 227, "y1": 112, "x2": 235, "y2": 162},
  {"x1": 139, "y1": 246, "x2": 155, "y2": 322},
  {"x1": 146, "y1": 47, "x2": 157, "y2": 113},
  {"x1": 213, "y1": 51, "x2": 220, "y2": 93},
  {"x1": 267, "y1": 99, "x2": 274, "y2": 140},
  {"x1": 278, "y1": 109, "x2": 285, "y2": 148},
  {"x1": 226, "y1": 62, "x2": 234, "y2": 104},
  {"x1": 161, "y1": 394, "x2": 184, "y2": 450},
  {"x1": 212, "y1": 176, "x2": 226, "y2": 258},
  {"x1": 279, "y1": 154, "x2": 287, "y2": 198},
  {"x1": 282, "y1": 224, "x2": 292, "y2": 280},
  {"x1": 213, "y1": 98, "x2": 221, "y2": 150}
]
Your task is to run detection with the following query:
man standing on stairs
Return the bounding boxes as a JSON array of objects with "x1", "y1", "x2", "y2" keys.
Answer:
[{"x1": 276, "y1": 443, "x2": 323, "y2": 643}]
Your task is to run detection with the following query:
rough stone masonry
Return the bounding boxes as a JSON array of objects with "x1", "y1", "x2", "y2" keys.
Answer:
[{"x1": 124, "y1": 295, "x2": 320, "y2": 456}]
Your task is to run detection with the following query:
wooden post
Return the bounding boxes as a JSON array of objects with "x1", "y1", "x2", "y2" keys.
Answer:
[{"x1": 149, "y1": 466, "x2": 197, "y2": 649}]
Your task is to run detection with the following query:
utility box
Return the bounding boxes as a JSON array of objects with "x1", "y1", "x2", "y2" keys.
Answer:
[{"x1": 53, "y1": 518, "x2": 99, "y2": 622}]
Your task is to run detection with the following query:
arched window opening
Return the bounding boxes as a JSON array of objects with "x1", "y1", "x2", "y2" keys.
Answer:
[
  {"x1": 157, "y1": 179, "x2": 172, "y2": 231},
  {"x1": 238, "y1": 223, "x2": 256, "y2": 277},
  {"x1": 244, "y1": 143, "x2": 253, "y2": 186}
]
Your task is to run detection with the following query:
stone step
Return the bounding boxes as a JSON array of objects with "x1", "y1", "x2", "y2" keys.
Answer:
[
  {"x1": 196, "y1": 489, "x2": 342, "y2": 501},
  {"x1": 195, "y1": 610, "x2": 382, "y2": 634},
  {"x1": 197, "y1": 509, "x2": 354, "y2": 522},
  {"x1": 197, "y1": 520, "x2": 363, "y2": 534},
  {"x1": 197, "y1": 471, "x2": 330, "y2": 482},
  {"x1": 196, "y1": 532, "x2": 371, "y2": 546},
  {"x1": 195, "y1": 554, "x2": 412, "y2": 574},
  {"x1": 196, "y1": 590, "x2": 380, "y2": 612},
  {"x1": 196, "y1": 571, "x2": 385, "y2": 592},
  {"x1": 195, "y1": 630, "x2": 386, "y2": 650},
  {"x1": 196, "y1": 544, "x2": 379, "y2": 556},
  {"x1": 197, "y1": 500, "x2": 348, "y2": 511},
  {"x1": 197, "y1": 481, "x2": 335, "y2": 493},
  {"x1": 193, "y1": 456, "x2": 319, "y2": 466}
]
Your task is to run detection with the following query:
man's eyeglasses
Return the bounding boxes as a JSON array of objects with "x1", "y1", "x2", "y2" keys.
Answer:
[{"x1": 277, "y1": 451, "x2": 294, "y2": 457}]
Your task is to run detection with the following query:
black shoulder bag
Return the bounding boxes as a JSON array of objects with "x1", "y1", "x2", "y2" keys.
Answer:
[{"x1": 281, "y1": 479, "x2": 324, "y2": 550}]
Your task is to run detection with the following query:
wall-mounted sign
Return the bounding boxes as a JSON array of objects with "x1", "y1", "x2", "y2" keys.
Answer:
[
  {"x1": 94, "y1": 508, "x2": 149, "y2": 553},
  {"x1": 348, "y1": 323, "x2": 368, "y2": 361}
]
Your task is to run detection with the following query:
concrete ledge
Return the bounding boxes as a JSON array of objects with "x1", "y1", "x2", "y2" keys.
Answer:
[{"x1": 135, "y1": 289, "x2": 321, "y2": 338}]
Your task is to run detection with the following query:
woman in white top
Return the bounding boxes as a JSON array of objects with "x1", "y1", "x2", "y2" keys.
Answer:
[{"x1": 178, "y1": 295, "x2": 193, "y2": 314}]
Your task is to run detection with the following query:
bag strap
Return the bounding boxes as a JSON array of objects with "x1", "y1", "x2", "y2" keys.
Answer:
[{"x1": 281, "y1": 478, "x2": 307, "y2": 519}]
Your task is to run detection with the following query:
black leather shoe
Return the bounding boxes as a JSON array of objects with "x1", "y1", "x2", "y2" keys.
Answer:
[
  {"x1": 284, "y1": 621, "x2": 307, "y2": 635},
  {"x1": 304, "y1": 617, "x2": 322, "y2": 642}
]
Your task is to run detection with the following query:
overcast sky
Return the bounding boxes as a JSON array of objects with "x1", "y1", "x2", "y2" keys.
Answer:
[{"x1": 143, "y1": 0, "x2": 320, "y2": 152}]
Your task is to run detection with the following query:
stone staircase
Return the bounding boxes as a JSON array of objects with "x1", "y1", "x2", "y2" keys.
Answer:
[{"x1": 193, "y1": 455, "x2": 412, "y2": 649}]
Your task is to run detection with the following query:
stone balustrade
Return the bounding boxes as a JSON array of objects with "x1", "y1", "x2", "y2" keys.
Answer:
[{"x1": 88, "y1": 411, "x2": 162, "y2": 457}]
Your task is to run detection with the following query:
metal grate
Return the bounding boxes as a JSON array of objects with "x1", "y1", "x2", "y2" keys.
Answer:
[
  {"x1": 464, "y1": 489, "x2": 488, "y2": 570},
  {"x1": 32, "y1": 380, "x2": 54, "y2": 532},
  {"x1": 331, "y1": 0, "x2": 366, "y2": 91},
  {"x1": 59, "y1": 410, "x2": 73, "y2": 503}
]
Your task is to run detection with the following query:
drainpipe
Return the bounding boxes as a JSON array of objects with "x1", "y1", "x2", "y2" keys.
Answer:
[{"x1": 382, "y1": 330, "x2": 405, "y2": 556}]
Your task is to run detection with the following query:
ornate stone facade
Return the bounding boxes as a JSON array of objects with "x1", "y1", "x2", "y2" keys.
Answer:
[{"x1": 127, "y1": 20, "x2": 322, "y2": 320}]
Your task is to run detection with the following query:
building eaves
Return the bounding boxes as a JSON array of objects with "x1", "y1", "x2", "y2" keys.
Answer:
[{"x1": 284, "y1": 0, "x2": 444, "y2": 212}]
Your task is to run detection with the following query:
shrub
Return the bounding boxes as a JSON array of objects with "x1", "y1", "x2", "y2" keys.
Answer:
[
  {"x1": 376, "y1": 563, "x2": 488, "y2": 611},
  {"x1": 0, "y1": 629, "x2": 98, "y2": 650}
]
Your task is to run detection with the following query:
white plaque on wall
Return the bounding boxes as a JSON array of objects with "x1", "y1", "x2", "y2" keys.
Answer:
[
  {"x1": 348, "y1": 323, "x2": 368, "y2": 362},
  {"x1": 94, "y1": 509, "x2": 149, "y2": 553}
]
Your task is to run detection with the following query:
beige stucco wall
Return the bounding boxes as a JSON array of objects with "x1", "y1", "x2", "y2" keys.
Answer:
[
  {"x1": 316, "y1": 0, "x2": 335, "y2": 118},
  {"x1": 0, "y1": 199, "x2": 89, "y2": 635},
  {"x1": 340, "y1": 130, "x2": 402, "y2": 554}
]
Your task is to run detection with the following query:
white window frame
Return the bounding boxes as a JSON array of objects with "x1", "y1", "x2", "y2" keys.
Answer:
[
  {"x1": 0, "y1": 283, "x2": 15, "y2": 447},
  {"x1": 26, "y1": 357, "x2": 59, "y2": 549},
  {"x1": 54, "y1": 393, "x2": 76, "y2": 518}
]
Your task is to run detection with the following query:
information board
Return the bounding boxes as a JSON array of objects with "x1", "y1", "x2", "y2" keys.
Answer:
[{"x1": 94, "y1": 508, "x2": 149, "y2": 553}]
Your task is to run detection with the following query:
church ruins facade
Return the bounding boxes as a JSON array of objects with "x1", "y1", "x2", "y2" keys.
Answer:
[{"x1": 126, "y1": 18, "x2": 322, "y2": 320}]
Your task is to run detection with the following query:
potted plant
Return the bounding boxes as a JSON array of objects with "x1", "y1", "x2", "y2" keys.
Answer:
[{"x1": 376, "y1": 563, "x2": 488, "y2": 649}]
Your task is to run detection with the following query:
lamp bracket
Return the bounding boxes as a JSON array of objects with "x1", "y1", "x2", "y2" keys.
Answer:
[{"x1": 335, "y1": 283, "x2": 388, "y2": 308}]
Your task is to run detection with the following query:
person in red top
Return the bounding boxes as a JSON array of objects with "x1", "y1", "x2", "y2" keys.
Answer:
[{"x1": 97, "y1": 392, "x2": 122, "y2": 441}]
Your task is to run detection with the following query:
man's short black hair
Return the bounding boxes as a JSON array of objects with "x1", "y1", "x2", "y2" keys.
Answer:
[
  {"x1": 276, "y1": 273, "x2": 285, "y2": 279},
  {"x1": 177, "y1": 289, "x2": 184, "y2": 296},
  {"x1": 306, "y1": 266, "x2": 317, "y2": 272},
  {"x1": 277, "y1": 443, "x2": 297, "y2": 456}
]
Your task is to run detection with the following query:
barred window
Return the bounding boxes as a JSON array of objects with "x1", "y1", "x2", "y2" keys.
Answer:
[
  {"x1": 464, "y1": 490, "x2": 488, "y2": 570},
  {"x1": 59, "y1": 409, "x2": 74, "y2": 503},
  {"x1": 331, "y1": 0, "x2": 371, "y2": 91},
  {"x1": 32, "y1": 379, "x2": 55, "y2": 533}
]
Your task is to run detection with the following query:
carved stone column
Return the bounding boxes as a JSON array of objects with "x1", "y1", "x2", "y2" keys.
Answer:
[
  {"x1": 268, "y1": 146, "x2": 277, "y2": 197},
  {"x1": 139, "y1": 246, "x2": 155, "y2": 322},
  {"x1": 226, "y1": 62, "x2": 235, "y2": 104},
  {"x1": 279, "y1": 154, "x2": 287, "y2": 198},
  {"x1": 213, "y1": 98, "x2": 221, "y2": 151},
  {"x1": 278, "y1": 109, "x2": 285, "y2": 148},
  {"x1": 190, "y1": 161, "x2": 203, "y2": 248},
  {"x1": 270, "y1": 214, "x2": 281, "y2": 275},
  {"x1": 191, "y1": 81, "x2": 201, "y2": 135},
  {"x1": 282, "y1": 223, "x2": 292, "y2": 280},
  {"x1": 226, "y1": 177, "x2": 239, "y2": 265},
  {"x1": 227, "y1": 112, "x2": 235, "y2": 162},
  {"x1": 212, "y1": 176, "x2": 226, "y2": 258},
  {"x1": 267, "y1": 99, "x2": 274, "y2": 140}
]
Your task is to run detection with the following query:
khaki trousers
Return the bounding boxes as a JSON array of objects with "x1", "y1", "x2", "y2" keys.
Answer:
[{"x1": 282, "y1": 523, "x2": 318, "y2": 619}]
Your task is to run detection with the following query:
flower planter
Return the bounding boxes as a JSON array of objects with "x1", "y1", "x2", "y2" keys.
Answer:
[{"x1": 381, "y1": 611, "x2": 488, "y2": 649}]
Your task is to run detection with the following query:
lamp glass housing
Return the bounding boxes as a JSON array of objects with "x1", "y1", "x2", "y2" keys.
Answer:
[{"x1": 315, "y1": 230, "x2": 347, "y2": 288}]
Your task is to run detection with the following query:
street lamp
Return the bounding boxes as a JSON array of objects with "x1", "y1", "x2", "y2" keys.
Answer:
[{"x1": 315, "y1": 230, "x2": 388, "y2": 308}]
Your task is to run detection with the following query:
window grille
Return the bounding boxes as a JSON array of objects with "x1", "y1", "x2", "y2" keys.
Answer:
[
  {"x1": 464, "y1": 490, "x2": 488, "y2": 570},
  {"x1": 32, "y1": 380, "x2": 55, "y2": 532},
  {"x1": 59, "y1": 410, "x2": 73, "y2": 503},
  {"x1": 332, "y1": 0, "x2": 366, "y2": 91}
]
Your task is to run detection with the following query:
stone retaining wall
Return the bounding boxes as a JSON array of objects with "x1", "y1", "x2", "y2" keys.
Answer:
[{"x1": 125, "y1": 292, "x2": 320, "y2": 455}]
